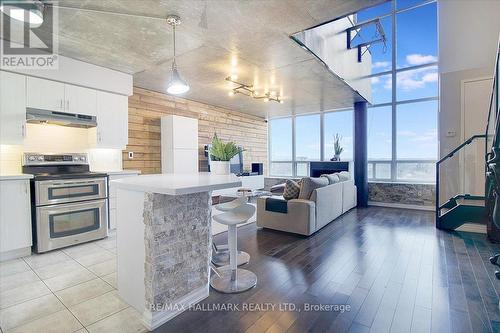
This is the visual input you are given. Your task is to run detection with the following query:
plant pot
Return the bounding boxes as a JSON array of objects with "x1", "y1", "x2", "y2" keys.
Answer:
[
  {"x1": 330, "y1": 155, "x2": 340, "y2": 161},
  {"x1": 211, "y1": 161, "x2": 231, "y2": 175}
]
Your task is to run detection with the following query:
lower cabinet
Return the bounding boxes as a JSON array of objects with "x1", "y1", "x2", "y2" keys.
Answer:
[
  {"x1": 108, "y1": 172, "x2": 140, "y2": 230},
  {"x1": 0, "y1": 179, "x2": 32, "y2": 261}
]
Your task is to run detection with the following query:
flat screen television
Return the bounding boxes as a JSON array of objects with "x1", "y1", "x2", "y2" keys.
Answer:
[{"x1": 205, "y1": 144, "x2": 243, "y2": 175}]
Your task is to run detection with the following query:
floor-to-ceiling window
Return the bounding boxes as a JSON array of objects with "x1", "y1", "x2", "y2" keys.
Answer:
[
  {"x1": 362, "y1": 0, "x2": 438, "y2": 182},
  {"x1": 269, "y1": 109, "x2": 354, "y2": 177},
  {"x1": 269, "y1": 0, "x2": 437, "y2": 182}
]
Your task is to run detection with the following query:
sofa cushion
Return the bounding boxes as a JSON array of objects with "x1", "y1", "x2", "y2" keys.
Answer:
[
  {"x1": 321, "y1": 173, "x2": 340, "y2": 184},
  {"x1": 283, "y1": 179, "x2": 300, "y2": 200},
  {"x1": 338, "y1": 171, "x2": 350, "y2": 181},
  {"x1": 299, "y1": 177, "x2": 329, "y2": 200}
]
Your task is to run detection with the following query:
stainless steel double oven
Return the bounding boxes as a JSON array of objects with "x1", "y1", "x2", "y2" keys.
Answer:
[{"x1": 23, "y1": 153, "x2": 108, "y2": 253}]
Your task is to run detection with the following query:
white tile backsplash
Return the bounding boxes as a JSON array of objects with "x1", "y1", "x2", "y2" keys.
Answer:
[
  {"x1": 0, "y1": 125, "x2": 123, "y2": 173},
  {"x1": 0, "y1": 145, "x2": 23, "y2": 174}
]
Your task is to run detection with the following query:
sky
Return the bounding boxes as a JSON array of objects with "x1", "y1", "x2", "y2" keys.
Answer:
[{"x1": 270, "y1": 0, "x2": 438, "y2": 164}]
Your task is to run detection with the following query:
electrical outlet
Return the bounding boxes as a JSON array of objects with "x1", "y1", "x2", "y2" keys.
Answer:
[{"x1": 128, "y1": 152, "x2": 134, "y2": 159}]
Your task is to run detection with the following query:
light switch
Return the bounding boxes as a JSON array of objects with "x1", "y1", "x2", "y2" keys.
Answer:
[
  {"x1": 128, "y1": 152, "x2": 134, "y2": 159},
  {"x1": 445, "y1": 130, "x2": 456, "y2": 137}
]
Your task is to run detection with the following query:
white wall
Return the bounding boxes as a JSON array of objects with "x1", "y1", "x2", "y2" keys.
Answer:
[
  {"x1": 438, "y1": 0, "x2": 500, "y2": 201},
  {"x1": 439, "y1": 0, "x2": 500, "y2": 74}
]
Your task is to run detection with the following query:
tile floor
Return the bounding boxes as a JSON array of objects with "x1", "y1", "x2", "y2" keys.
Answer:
[{"x1": 0, "y1": 231, "x2": 147, "y2": 333}]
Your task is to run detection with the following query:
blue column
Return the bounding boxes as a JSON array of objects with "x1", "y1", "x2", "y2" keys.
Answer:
[{"x1": 354, "y1": 101, "x2": 368, "y2": 207}]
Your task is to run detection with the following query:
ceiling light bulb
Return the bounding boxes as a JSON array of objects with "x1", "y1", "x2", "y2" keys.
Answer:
[
  {"x1": 167, "y1": 67, "x2": 190, "y2": 95},
  {"x1": 253, "y1": 91, "x2": 259, "y2": 96},
  {"x1": 270, "y1": 91, "x2": 277, "y2": 97},
  {"x1": 230, "y1": 74, "x2": 238, "y2": 80},
  {"x1": 228, "y1": 91, "x2": 235, "y2": 96},
  {"x1": 263, "y1": 98, "x2": 269, "y2": 102},
  {"x1": 279, "y1": 100, "x2": 284, "y2": 104},
  {"x1": 0, "y1": 0, "x2": 44, "y2": 27}
]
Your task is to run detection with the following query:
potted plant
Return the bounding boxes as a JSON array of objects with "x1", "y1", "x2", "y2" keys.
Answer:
[
  {"x1": 208, "y1": 133, "x2": 242, "y2": 175},
  {"x1": 331, "y1": 133, "x2": 344, "y2": 161}
]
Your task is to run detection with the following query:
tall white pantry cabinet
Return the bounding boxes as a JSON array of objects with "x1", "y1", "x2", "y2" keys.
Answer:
[{"x1": 161, "y1": 115, "x2": 199, "y2": 174}]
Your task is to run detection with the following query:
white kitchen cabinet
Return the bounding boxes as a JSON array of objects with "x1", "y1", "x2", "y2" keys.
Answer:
[
  {"x1": 108, "y1": 171, "x2": 140, "y2": 230},
  {"x1": 65, "y1": 84, "x2": 97, "y2": 116},
  {"x1": 26, "y1": 76, "x2": 65, "y2": 112},
  {"x1": 0, "y1": 179, "x2": 32, "y2": 261},
  {"x1": 27, "y1": 76, "x2": 98, "y2": 116},
  {"x1": 0, "y1": 71, "x2": 26, "y2": 144},
  {"x1": 161, "y1": 115, "x2": 199, "y2": 173},
  {"x1": 90, "y1": 91, "x2": 128, "y2": 149}
]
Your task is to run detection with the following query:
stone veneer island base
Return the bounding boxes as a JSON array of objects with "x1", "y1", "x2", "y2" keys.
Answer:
[{"x1": 112, "y1": 173, "x2": 241, "y2": 331}]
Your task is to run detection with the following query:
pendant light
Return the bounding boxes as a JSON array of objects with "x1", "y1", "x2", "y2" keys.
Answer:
[
  {"x1": 0, "y1": 0, "x2": 44, "y2": 27},
  {"x1": 166, "y1": 15, "x2": 189, "y2": 95}
]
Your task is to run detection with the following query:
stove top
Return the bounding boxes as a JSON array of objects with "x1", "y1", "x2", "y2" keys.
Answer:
[{"x1": 22, "y1": 153, "x2": 108, "y2": 181}]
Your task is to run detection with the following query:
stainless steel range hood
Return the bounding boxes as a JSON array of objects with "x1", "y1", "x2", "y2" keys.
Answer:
[{"x1": 26, "y1": 108, "x2": 97, "y2": 128}]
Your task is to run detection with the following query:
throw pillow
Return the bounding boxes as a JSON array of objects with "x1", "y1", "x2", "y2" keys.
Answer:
[
  {"x1": 298, "y1": 177, "x2": 329, "y2": 200},
  {"x1": 321, "y1": 173, "x2": 340, "y2": 184},
  {"x1": 270, "y1": 183, "x2": 286, "y2": 194},
  {"x1": 283, "y1": 179, "x2": 300, "y2": 200},
  {"x1": 338, "y1": 171, "x2": 350, "y2": 181}
]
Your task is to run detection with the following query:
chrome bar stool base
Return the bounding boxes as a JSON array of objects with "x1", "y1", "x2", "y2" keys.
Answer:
[
  {"x1": 212, "y1": 250, "x2": 250, "y2": 267},
  {"x1": 210, "y1": 266, "x2": 257, "y2": 293}
]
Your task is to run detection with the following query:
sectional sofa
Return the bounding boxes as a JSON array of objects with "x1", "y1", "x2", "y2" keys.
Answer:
[{"x1": 256, "y1": 176, "x2": 357, "y2": 236}]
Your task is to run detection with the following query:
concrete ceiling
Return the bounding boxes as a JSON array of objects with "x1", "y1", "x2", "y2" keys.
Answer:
[{"x1": 2, "y1": 0, "x2": 385, "y2": 118}]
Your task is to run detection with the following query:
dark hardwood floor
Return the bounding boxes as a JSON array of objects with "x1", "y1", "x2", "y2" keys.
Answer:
[{"x1": 154, "y1": 207, "x2": 500, "y2": 333}]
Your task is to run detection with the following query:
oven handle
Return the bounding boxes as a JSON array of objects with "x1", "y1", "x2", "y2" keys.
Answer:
[
  {"x1": 50, "y1": 181, "x2": 99, "y2": 186},
  {"x1": 37, "y1": 198, "x2": 108, "y2": 211},
  {"x1": 38, "y1": 178, "x2": 106, "y2": 187}
]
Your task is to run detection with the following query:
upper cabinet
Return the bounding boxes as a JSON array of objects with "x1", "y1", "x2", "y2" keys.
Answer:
[
  {"x1": 0, "y1": 71, "x2": 26, "y2": 144},
  {"x1": 65, "y1": 85, "x2": 97, "y2": 116},
  {"x1": 26, "y1": 77, "x2": 97, "y2": 116},
  {"x1": 26, "y1": 76, "x2": 65, "y2": 112},
  {"x1": 89, "y1": 91, "x2": 128, "y2": 149},
  {"x1": 3, "y1": 72, "x2": 128, "y2": 149}
]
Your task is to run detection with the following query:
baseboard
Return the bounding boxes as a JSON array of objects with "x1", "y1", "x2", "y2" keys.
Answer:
[
  {"x1": 141, "y1": 285, "x2": 209, "y2": 331},
  {"x1": 368, "y1": 201, "x2": 434, "y2": 211},
  {"x1": 0, "y1": 247, "x2": 31, "y2": 262}
]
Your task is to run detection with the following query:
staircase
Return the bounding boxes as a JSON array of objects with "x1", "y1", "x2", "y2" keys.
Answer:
[
  {"x1": 437, "y1": 194, "x2": 486, "y2": 230},
  {"x1": 436, "y1": 39, "x2": 499, "y2": 231},
  {"x1": 435, "y1": 135, "x2": 487, "y2": 230}
]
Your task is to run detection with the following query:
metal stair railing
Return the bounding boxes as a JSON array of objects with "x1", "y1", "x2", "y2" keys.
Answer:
[{"x1": 435, "y1": 134, "x2": 487, "y2": 223}]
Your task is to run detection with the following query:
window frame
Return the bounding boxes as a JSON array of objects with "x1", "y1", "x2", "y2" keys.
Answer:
[
  {"x1": 269, "y1": 108, "x2": 353, "y2": 177},
  {"x1": 366, "y1": 0, "x2": 438, "y2": 183},
  {"x1": 268, "y1": 0, "x2": 438, "y2": 183}
]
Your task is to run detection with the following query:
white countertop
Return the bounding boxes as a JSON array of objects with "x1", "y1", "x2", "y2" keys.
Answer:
[
  {"x1": 95, "y1": 170, "x2": 141, "y2": 176},
  {"x1": 111, "y1": 173, "x2": 242, "y2": 195},
  {"x1": 0, "y1": 174, "x2": 34, "y2": 180}
]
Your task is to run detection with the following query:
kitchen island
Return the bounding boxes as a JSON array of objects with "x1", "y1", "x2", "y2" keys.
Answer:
[{"x1": 111, "y1": 173, "x2": 241, "y2": 330}]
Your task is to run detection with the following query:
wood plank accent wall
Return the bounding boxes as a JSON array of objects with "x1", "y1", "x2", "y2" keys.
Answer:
[{"x1": 124, "y1": 87, "x2": 268, "y2": 174}]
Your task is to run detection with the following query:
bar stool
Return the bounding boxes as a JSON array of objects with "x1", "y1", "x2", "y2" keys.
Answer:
[
  {"x1": 212, "y1": 197, "x2": 250, "y2": 267},
  {"x1": 210, "y1": 203, "x2": 257, "y2": 293}
]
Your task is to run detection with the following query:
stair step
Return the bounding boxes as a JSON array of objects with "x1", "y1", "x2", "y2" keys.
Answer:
[
  {"x1": 456, "y1": 198, "x2": 485, "y2": 206},
  {"x1": 438, "y1": 204, "x2": 487, "y2": 230},
  {"x1": 456, "y1": 223, "x2": 487, "y2": 234}
]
